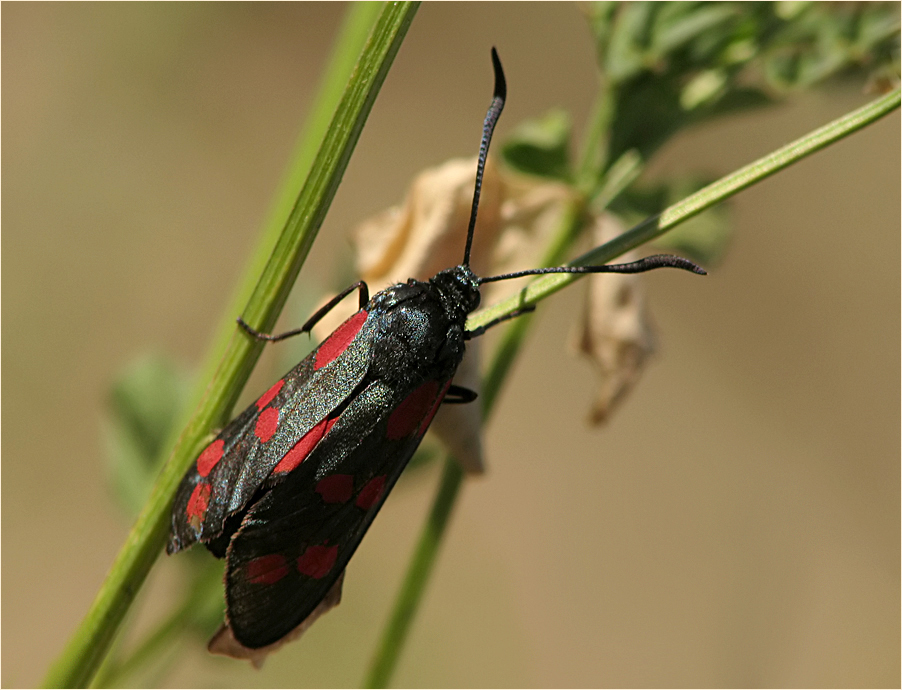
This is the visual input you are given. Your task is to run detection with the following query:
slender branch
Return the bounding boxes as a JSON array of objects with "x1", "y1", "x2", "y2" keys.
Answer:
[
  {"x1": 364, "y1": 459, "x2": 465, "y2": 688},
  {"x1": 42, "y1": 4, "x2": 420, "y2": 687},
  {"x1": 87, "y1": 9, "x2": 387, "y2": 687},
  {"x1": 89, "y1": 563, "x2": 223, "y2": 688}
]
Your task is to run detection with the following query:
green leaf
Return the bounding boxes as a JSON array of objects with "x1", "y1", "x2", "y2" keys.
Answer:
[
  {"x1": 856, "y1": 6, "x2": 900, "y2": 51},
  {"x1": 651, "y1": 4, "x2": 737, "y2": 59},
  {"x1": 605, "y1": 3, "x2": 654, "y2": 83},
  {"x1": 501, "y1": 109, "x2": 573, "y2": 181},
  {"x1": 763, "y1": 3, "x2": 900, "y2": 91},
  {"x1": 607, "y1": 75, "x2": 688, "y2": 164},
  {"x1": 680, "y1": 68, "x2": 728, "y2": 110},
  {"x1": 775, "y1": 2, "x2": 813, "y2": 22},
  {"x1": 104, "y1": 355, "x2": 192, "y2": 518},
  {"x1": 584, "y1": 2, "x2": 620, "y2": 52}
]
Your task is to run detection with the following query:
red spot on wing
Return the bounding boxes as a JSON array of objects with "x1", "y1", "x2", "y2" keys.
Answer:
[
  {"x1": 273, "y1": 417, "x2": 339, "y2": 474},
  {"x1": 246, "y1": 554, "x2": 289, "y2": 585},
  {"x1": 356, "y1": 475, "x2": 386, "y2": 511},
  {"x1": 255, "y1": 406, "x2": 280, "y2": 443},
  {"x1": 297, "y1": 543, "x2": 338, "y2": 579},
  {"x1": 186, "y1": 482, "x2": 211, "y2": 524},
  {"x1": 196, "y1": 439, "x2": 225, "y2": 477},
  {"x1": 387, "y1": 381, "x2": 440, "y2": 440},
  {"x1": 256, "y1": 379, "x2": 285, "y2": 410},
  {"x1": 315, "y1": 310, "x2": 368, "y2": 370},
  {"x1": 315, "y1": 474, "x2": 354, "y2": 503},
  {"x1": 418, "y1": 380, "x2": 451, "y2": 436}
]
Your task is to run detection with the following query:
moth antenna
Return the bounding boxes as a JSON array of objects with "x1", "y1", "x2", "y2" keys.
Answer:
[
  {"x1": 478, "y1": 254, "x2": 707, "y2": 284},
  {"x1": 463, "y1": 47, "x2": 506, "y2": 267}
]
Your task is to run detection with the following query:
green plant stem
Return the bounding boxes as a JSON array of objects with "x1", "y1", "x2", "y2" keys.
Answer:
[
  {"x1": 43, "y1": 4, "x2": 419, "y2": 687},
  {"x1": 364, "y1": 458, "x2": 465, "y2": 688},
  {"x1": 89, "y1": 562, "x2": 223, "y2": 689},
  {"x1": 87, "y1": 9, "x2": 386, "y2": 686},
  {"x1": 576, "y1": 76, "x2": 616, "y2": 191},
  {"x1": 258, "y1": 3, "x2": 384, "y2": 265},
  {"x1": 364, "y1": 85, "x2": 899, "y2": 687}
]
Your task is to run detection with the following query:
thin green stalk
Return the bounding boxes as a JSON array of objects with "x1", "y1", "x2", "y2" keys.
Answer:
[
  {"x1": 364, "y1": 86, "x2": 899, "y2": 687},
  {"x1": 575, "y1": 76, "x2": 616, "y2": 191},
  {"x1": 43, "y1": 4, "x2": 419, "y2": 687},
  {"x1": 258, "y1": 3, "x2": 384, "y2": 264},
  {"x1": 364, "y1": 459, "x2": 465, "y2": 688},
  {"x1": 90, "y1": 563, "x2": 223, "y2": 688},
  {"x1": 91, "y1": 562, "x2": 222, "y2": 688},
  {"x1": 87, "y1": 10, "x2": 385, "y2": 687}
]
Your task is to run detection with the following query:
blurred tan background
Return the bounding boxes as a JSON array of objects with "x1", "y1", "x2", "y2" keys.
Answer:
[{"x1": 3, "y1": 4, "x2": 899, "y2": 687}]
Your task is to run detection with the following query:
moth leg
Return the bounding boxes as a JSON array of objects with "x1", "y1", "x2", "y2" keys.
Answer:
[
  {"x1": 464, "y1": 304, "x2": 536, "y2": 339},
  {"x1": 444, "y1": 384, "x2": 478, "y2": 404},
  {"x1": 237, "y1": 281, "x2": 370, "y2": 343}
]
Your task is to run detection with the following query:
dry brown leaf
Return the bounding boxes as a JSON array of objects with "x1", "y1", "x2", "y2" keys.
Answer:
[
  {"x1": 355, "y1": 156, "x2": 503, "y2": 284},
  {"x1": 570, "y1": 214, "x2": 656, "y2": 425}
]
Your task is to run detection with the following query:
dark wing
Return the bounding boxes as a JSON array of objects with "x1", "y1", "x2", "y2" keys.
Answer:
[
  {"x1": 168, "y1": 310, "x2": 372, "y2": 554},
  {"x1": 222, "y1": 377, "x2": 451, "y2": 649}
]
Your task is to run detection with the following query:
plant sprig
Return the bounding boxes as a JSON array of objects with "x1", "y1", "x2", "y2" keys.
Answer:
[{"x1": 71, "y1": 3, "x2": 899, "y2": 687}]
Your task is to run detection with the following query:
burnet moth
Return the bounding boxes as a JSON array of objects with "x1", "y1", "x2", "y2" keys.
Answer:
[{"x1": 168, "y1": 48, "x2": 705, "y2": 659}]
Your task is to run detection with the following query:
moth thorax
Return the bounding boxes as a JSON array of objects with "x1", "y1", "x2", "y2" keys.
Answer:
[{"x1": 429, "y1": 265, "x2": 481, "y2": 320}]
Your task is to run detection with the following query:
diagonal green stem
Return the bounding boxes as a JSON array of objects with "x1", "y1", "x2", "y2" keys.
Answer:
[
  {"x1": 43, "y1": 4, "x2": 419, "y2": 687},
  {"x1": 89, "y1": 562, "x2": 224, "y2": 688},
  {"x1": 364, "y1": 86, "x2": 900, "y2": 687},
  {"x1": 87, "y1": 9, "x2": 387, "y2": 687}
]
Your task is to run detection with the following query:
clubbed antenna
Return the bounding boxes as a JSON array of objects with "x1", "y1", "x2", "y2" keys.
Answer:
[
  {"x1": 478, "y1": 254, "x2": 707, "y2": 284},
  {"x1": 463, "y1": 47, "x2": 506, "y2": 267}
]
